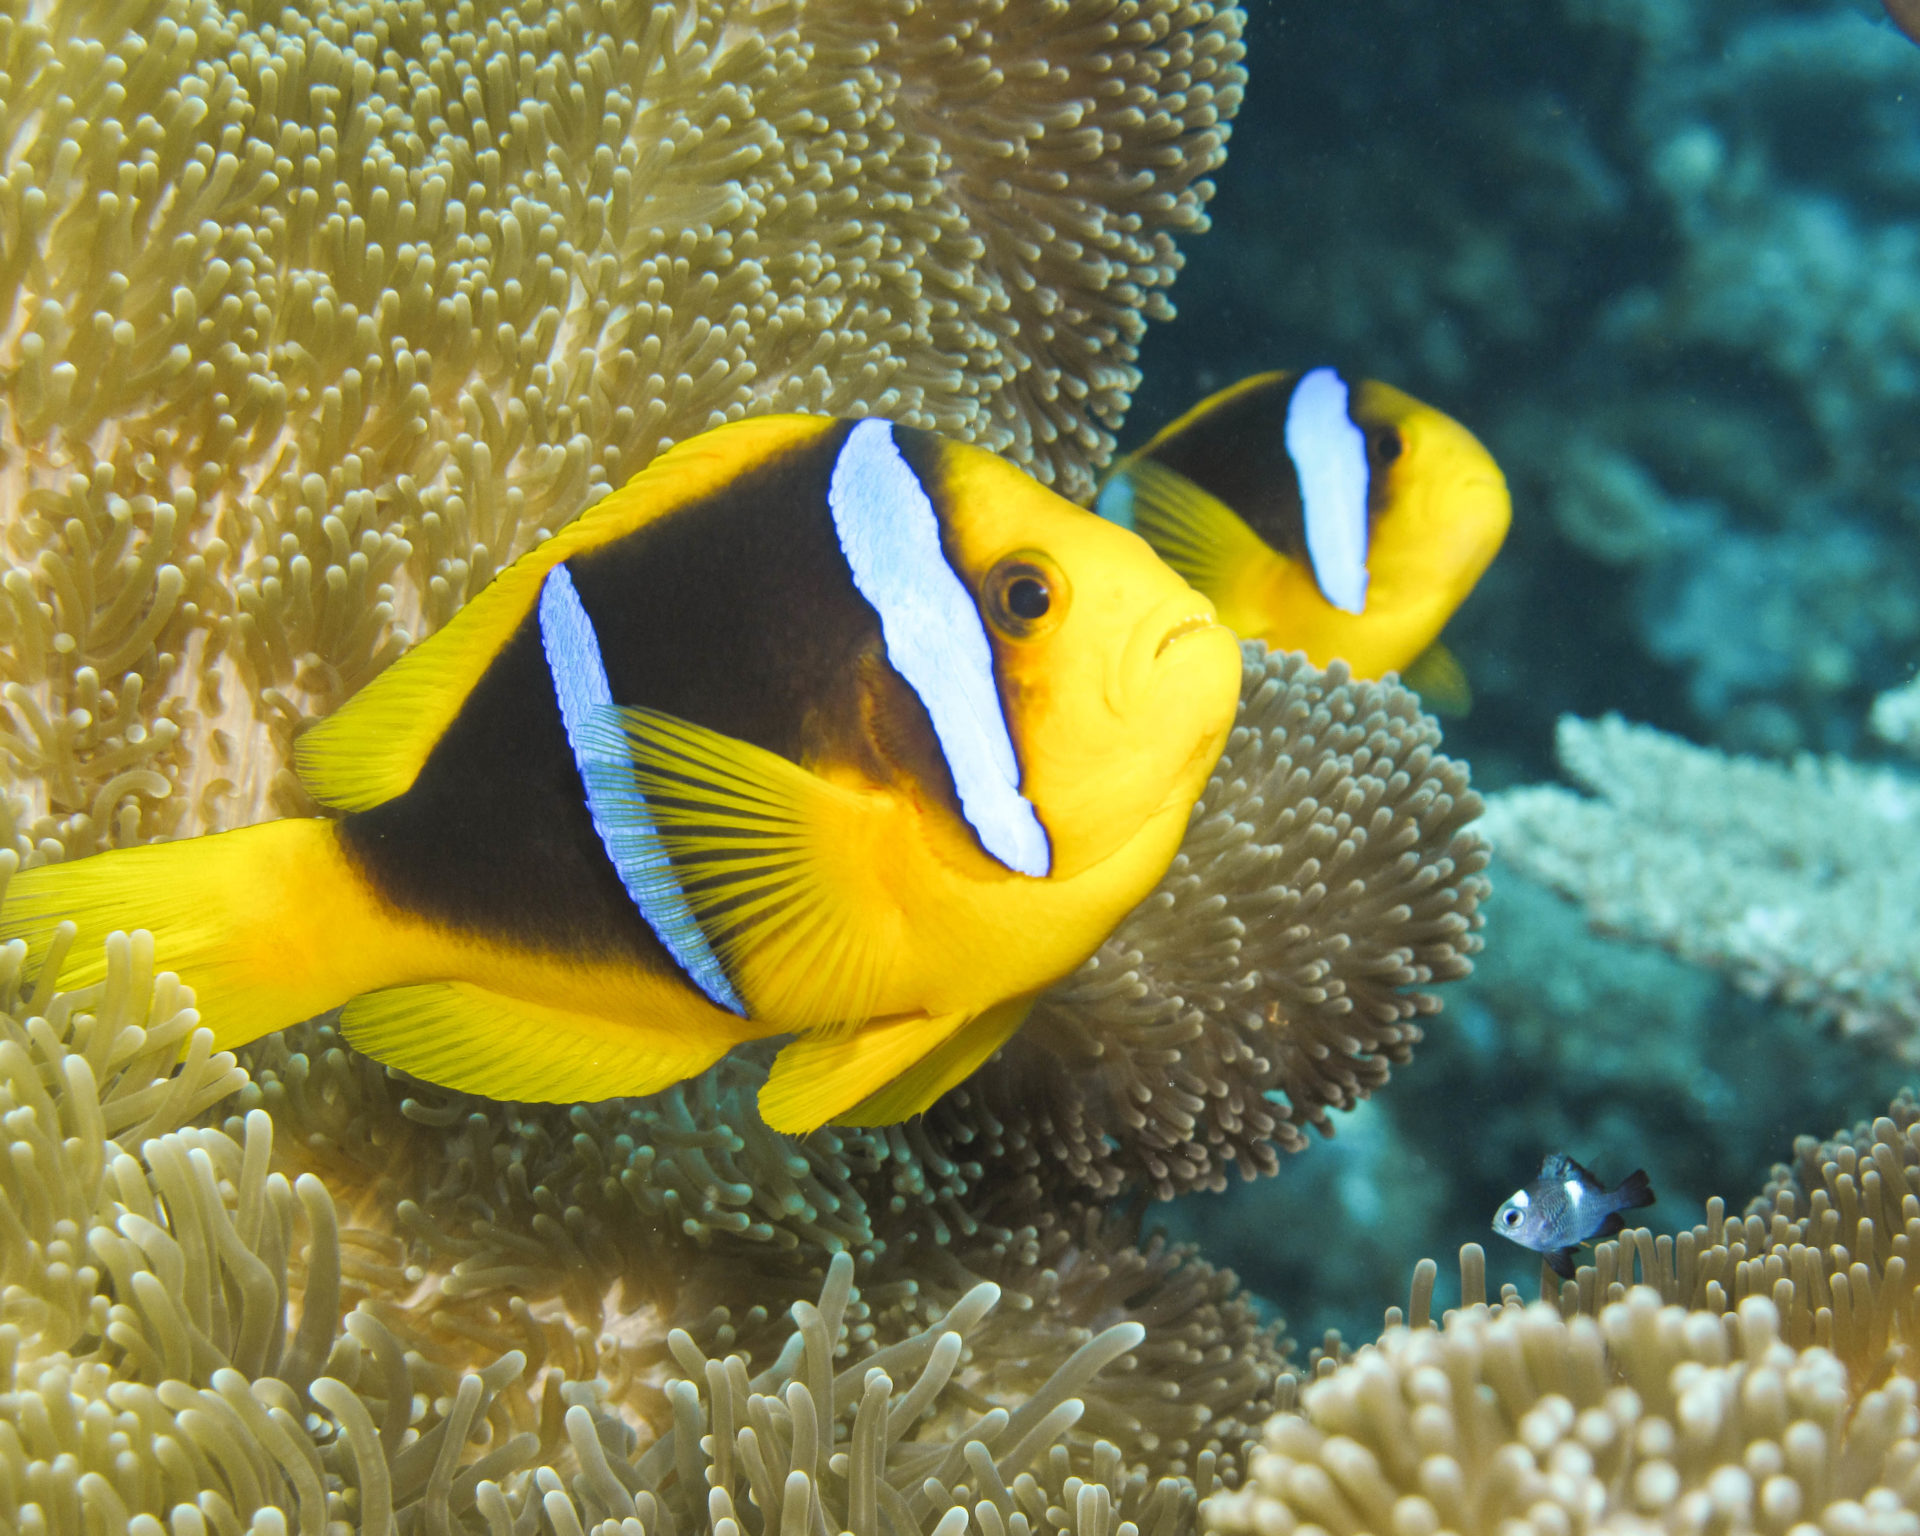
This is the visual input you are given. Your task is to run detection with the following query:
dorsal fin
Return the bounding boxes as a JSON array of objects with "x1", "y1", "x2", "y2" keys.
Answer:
[{"x1": 295, "y1": 415, "x2": 832, "y2": 811}]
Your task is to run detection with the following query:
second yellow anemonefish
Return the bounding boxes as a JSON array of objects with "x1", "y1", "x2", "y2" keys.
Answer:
[
  {"x1": 3, "y1": 415, "x2": 1242, "y2": 1133},
  {"x1": 1095, "y1": 368, "x2": 1511, "y2": 711}
]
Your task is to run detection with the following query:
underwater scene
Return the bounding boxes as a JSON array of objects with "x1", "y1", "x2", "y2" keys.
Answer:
[{"x1": 8, "y1": 0, "x2": 1920, "y2": 1529}]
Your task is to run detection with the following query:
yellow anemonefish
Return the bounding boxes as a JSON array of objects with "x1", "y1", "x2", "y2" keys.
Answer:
[
  {"x1": 1095, "y1": 368, "x2": 1511, "y2": 712},
  {"x1": 3, "y1": 416, "x2": 1241, "y2": 1133}
]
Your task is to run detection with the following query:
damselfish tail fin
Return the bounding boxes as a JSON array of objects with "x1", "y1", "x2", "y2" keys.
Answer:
[
  {"x1": 0, "y1": 818, "x2": 390, "y2": 1052},
  {"x1": 1614, "y1": 1168, "x2": 1656, "y2": 1211}
]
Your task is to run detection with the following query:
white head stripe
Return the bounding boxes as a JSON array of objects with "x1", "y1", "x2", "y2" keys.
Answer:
[
  {"x1": 538, "y1": 565, "x2": 746, "y2": 1015},
  {"x1": 1284, "y1": 367, "x2": 1371, "y2": 615},
  {"x1": 1509, "y1": 1188, "x2": 1531, "y2": 1210},
  {"x1": 828, "y1": 419, "x2": 1050, "y2": 877}
]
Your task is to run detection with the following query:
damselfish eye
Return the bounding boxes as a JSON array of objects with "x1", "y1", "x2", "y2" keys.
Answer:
[
  {"x1": 1501, "y1": 1208, "x2": 1522, "y2": 1227},
  {"x1": 982, "y1": 553, "x2": 1070, "y2": 640},
  {"x1": 1371, "y1": 428, "x2": 1403, "y2": 465}
]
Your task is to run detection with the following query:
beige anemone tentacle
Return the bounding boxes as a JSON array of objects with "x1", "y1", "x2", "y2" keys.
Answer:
[{"x1": 0, "y1": 0, "x2": 1244, "y2": 855}]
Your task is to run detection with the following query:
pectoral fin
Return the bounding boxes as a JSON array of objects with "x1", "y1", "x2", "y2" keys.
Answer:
[
  {"x1": 1403, "y1": 641, "x2": 1473, "y2": 717},
  {"x1": 585, "y1": 706, "x2": 903, "y2": 1034},
  {"x1": 1120, "y1": 458, "x2": 1277, "y2": 599},
  {"x1": 758, "y1": 994, "x2": 1035, "y2": 1133}
]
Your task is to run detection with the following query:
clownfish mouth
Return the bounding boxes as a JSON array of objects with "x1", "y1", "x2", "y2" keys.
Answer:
[{"x1": 1155, "y1": 611, "x2": 1220, "y2": 657}]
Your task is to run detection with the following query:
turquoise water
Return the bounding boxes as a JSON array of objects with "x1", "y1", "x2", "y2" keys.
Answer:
[{"x1": 1137, "y1": 0, "x2": 1920, "y2": 1347}]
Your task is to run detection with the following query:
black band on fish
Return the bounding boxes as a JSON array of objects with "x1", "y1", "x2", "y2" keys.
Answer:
[
  {"x1": 538, "y1": 563, "x2": 747, "y2": 1015},
  {"x1": 827, "y1": 419, "x2": 1051, "y2": 878}
]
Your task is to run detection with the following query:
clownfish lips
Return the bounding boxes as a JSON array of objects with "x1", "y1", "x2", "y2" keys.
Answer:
[
  {"x1": 1156, "y1": 609, "x2": 1222, "y2": 658},
  {"x1": 1116, "y1": 591, "x2": 1236, "y2": 716}
]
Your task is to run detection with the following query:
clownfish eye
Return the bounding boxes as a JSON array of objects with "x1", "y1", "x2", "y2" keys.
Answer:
[
  {"x1": 1008, "y1": 576, "x2": 1049, "y2": 619},
  {"x1": 1370, "y1": 428, "x2": 1403, "y2": 465},
  {"x1": 983, "y1": 553, "x2": 1069, "y2": 640}
]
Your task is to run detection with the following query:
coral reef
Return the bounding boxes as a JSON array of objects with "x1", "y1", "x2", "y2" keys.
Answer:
[
  {"x1": 230, "y1": 1021, "x2": 1284, "y2": 1480},
  {"x1": 0, "y1": 0, "x2": 1245, "y2": 854},
  {"x1": 1208, "y1": 1290, "x2": 1920, "y2": 1535},
  {"x1": 1873, "y1": 673, "x2": 1920, "y2": 758},
  {"x1": 1481, "y1": 713, "x2": 1920, "y2": 1053},
  {"x1": 1202, "y1": 1094, "x2": 1920, "y2": 1535},
  {"x1": 1152, "y1": 863, "x2": 1914, "y2": 1348}
]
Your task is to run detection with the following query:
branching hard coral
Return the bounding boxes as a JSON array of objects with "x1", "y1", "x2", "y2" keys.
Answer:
[
  {"x1": 1482, "y1": 713, "x2": 1920, "y2": 1053},
  {"x1": 0, "y1": 917, "x2": 1278, "y2": 1531},
  {"x1": 939, "y1": 647, "x2": 1489, "y2": 1201},
  {"x1": 1203, "y1": 1289, "x2": 1920, "y2": 1536},
  {"x1": 1873, "y1": 674, "x2": 1920, "y2": 758},
  {"x1": 0, "y1": 0, "x2": 1245, "y2": 856}
]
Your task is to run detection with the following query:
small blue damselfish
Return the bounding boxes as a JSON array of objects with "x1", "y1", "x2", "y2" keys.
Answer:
[{"x1": 1492, "y1": 1154, "x2": 1656, "y2": 1279}]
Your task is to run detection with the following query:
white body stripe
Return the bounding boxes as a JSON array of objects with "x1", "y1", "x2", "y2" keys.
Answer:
[
  {"x1": 1563, "y1": 1179, "x2": 1585, "y2": 1206},
  {"x1": 828, "y1": 419, "x2": 1051, "y2": 877},
  {"x1": 1285, "y1": 367, "x2": 1372, "y2": 614},
  {"x1": 538, "y1": 565, "x2": 747, "y2": 1015}
]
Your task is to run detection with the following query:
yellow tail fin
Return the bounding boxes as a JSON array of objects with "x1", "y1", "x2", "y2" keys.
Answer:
[{"x1": 0, "y1": 819, "x2": 392, "y2": 1052}]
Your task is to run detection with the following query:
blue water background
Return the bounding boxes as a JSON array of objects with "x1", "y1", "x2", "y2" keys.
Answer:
[{"x1": 1132, "y1": 0, "x2": 1920, "y2": 1346}]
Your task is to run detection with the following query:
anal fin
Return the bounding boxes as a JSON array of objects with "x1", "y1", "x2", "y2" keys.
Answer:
[
  {"x1": 758, "y1": 994, "x2": 1034, "y2": 1134},
  {"x1": 1402, "y1": 641, "x2": 1473, "y2": 717},
  {"x1": 339, "y1": 980, "x2": 755, "y2": 1103}
]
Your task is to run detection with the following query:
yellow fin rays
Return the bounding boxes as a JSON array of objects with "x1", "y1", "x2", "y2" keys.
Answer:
[
  {"x1": 340, "y1": 980, "x2": 748, "y2": 1102},
  {"x1": 594, "y1": 707, "x2": 898, "y2": 1037},
  {"x1": 759, "y1": 994, "x2": 1035, "y2": 1132},
  {"x1": 1122, "y1": 457, "x2": 1279, "y2": 598}
]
